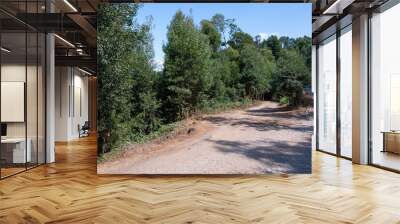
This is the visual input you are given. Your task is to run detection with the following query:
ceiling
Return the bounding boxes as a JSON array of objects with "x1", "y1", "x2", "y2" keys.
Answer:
[{"x1": 0, "y1": 0, "x2": 100, "y2": 74}]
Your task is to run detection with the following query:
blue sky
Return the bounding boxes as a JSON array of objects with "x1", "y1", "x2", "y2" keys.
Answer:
[{"x1": 135, "y1": 3, "x2": 312, "y2": 69}]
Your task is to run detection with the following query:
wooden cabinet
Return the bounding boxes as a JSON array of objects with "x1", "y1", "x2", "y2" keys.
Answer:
[{"x1": 382, "y1": 132, "x2": 400, "y2": 154}]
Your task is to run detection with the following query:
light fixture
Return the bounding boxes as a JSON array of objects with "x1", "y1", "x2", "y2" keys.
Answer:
[
  {"x1": 1, "y1": 47, "x2": 11, "y2": 53},
  {"x1": 76, "y1": 48, "x2": 86, "y2": 56},
  {"x1": 63, "y1": 0, "x2": 78, "y2": 12},
  {"x1": 54, "y1": 34, "x2": 75, "y2": 48},
  {"x1": 322, "y1": 0, "x2": 355, "y2": 15},
  {"x1": 78, "y1": 67, "x2": 93, "y2": 76}
]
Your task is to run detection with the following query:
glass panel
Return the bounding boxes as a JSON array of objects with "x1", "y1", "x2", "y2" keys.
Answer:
[
  {"x1": 1, "y1": 30, "x2": 27, "y2": 177},
  {"x1": 340, "y1": 26, "x2": 352, "y2": 158},
  {"x1": 27, "y1": 31, "x2": 38, "y2": 169},
  {"x1": 0, "y1": 1, "x2": 46, "y2": 178},
  {"x1": 371, "y1": 4, "x2": 400, "y2": 171},
  {"x1": 317, "y1": 35, "x2": 337, "y2": 154},
  {"x1": 38, "y1": 32, "x2": 45, "y2": 165},
  {"x1": 26, "y1": 0, "x2": 39, "y2": 169}
]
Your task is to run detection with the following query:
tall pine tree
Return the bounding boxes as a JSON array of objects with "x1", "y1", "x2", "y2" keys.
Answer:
[{"x1": 161, "y1": 11, "x2": 212, "y2": 121}]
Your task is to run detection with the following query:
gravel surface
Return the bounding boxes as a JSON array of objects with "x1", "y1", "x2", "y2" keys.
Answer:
[{"x1": 98, "y1": 101, "x2": 313, "y2": 174}]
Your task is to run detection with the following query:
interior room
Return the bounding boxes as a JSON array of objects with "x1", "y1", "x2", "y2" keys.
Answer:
[
  {"x1": 370, "y1": 2, "x2": 400, "y2": 171},
  {"x1": 313, "y1": 0, "x2": 400, "y2": 172},
  {"x1": 0, "y1": 0, "x2": 97, "y2": 179},
  {"x1": 54, "y1": 66, "x2": 92, "y2": 141},
  {"x1": 0, "y1": 8, "x2": 46, "y2": 178}
]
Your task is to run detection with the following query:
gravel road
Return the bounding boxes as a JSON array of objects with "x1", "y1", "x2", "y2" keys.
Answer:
[{"x1": 98, "y1": 101, "x2": 313, "y2": 174}]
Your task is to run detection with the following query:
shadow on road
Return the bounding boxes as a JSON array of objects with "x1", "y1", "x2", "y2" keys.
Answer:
[
  {"x1": 202, "y1": 104, "x2": 313, "y2": 173},
  {"x1": 246, "y1": 106, "x2": 313, "y2": 120},
  {"x1": 203, "y1": 116, "x2": 313, "y2": 133},
  {"x1": 208, "y1": 139, "x2": 312, "y2": 173}
]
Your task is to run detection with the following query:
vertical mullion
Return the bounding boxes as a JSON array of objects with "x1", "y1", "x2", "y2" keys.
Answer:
[
  {"x1": 336, "y1": 28, "x2": 341, "y2": 157},
  {"x1": 0, "y1": 18, "x2": 2, "y2": 179},
  {"x1": 316, "y1": 45, "x2": 320, "y2": 150},
  {"x1": 36, "y1": 0, "x2": 39, "y2": 167},
  {"x1": 25, "y1": 0, "x2": 28, "y2": 171},
  {"x1": 44, "y1": 0, "x2": 47, "y2": 164},
  {"x1": 367, "y1": 11, "x2": 373, "y2": 165},
  {"x1": 69, "y1": 70, "x2": 71, "y2": 118},
  {"x1": 73, "y1": 68, "x2": 75, "y2": 118}
]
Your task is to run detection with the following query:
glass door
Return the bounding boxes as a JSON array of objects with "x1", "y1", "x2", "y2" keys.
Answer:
[{"x1": 317, "y1": 34, "x2": 337, "y2": 154}]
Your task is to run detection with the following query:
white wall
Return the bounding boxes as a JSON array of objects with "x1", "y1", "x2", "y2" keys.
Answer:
[
  {"x1": 55, "y1": 67, "x2": 89, "y2": 141},
  {"x1": 55, "y1": 66, "x2": 70, "y2": 141},
  {"x1": 1, "y1": 65, "x2": 39, "y2": 137},
  {"x1": 1, "y1": 63, "x2": 46, "y2": 164}
]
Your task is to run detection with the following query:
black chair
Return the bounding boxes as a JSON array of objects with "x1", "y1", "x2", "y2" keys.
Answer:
[{"x1": 79, "y1": 121, "x2": 90, "y2": 138}]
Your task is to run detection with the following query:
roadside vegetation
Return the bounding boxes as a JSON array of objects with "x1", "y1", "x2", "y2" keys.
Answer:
[{"x1": 97, "y1": 4, "x2": 311, "y2": 157}]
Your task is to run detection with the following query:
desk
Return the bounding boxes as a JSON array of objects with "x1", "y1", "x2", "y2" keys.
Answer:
[
  {"x1": 1, "y1": 138, "x2": 31, "y2": 163},
  {"x1": 382, "y1": 131, "x2": 400, "y2": 154}
]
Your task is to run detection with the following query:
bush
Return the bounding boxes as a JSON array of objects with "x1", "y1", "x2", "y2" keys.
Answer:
[{"x1": 279, "y1": 96, "x2": 290, "y2": 105}]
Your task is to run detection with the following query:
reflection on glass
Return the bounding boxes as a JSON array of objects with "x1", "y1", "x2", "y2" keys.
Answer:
[
  {"x1": 27, "y1": 31, "x2": 38, "y2": 169},
  {"x1": 38, "y1": 33, "x2": 46, "y2": 165},
  {"x1": 318, "y1": 35, "x2": 337, "y2": 154},
  {"x1": 0, "y1": 0, "x2": 47, "y2": 179},
  {"x1": 1, "y1": 31, "x2": 27, "y2": 177},
  {"x1": 371, "y1": 3, "x2": 400, "y2": 171},
  {"x1": 340, "y1": 26, "x2": 352, "y2": 158}
]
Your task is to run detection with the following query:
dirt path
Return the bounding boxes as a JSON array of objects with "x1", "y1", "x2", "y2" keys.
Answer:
[{"x1": 98, "y1": 101, "x2": 313, "y2": 174}]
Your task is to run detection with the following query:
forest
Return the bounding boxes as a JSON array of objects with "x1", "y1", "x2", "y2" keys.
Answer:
[{"x1": 97, "y1": 4, "x2": 311, "y2": 155}]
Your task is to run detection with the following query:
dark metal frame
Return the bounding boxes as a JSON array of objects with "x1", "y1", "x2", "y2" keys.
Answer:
[
  {"x1": 315, "y1": 20, "x2": 353, "y2": 161},
  {"x1": 336, "y1": 23, "x2": 341, "y2": 158}
]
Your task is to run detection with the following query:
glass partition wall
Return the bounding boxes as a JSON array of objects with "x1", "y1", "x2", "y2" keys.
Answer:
[
  {"x1": 339, "y1": 25, "x2": 352, "y2": 159},
  {"x1": 317, "y1": 34, "x2": 337, "y2": 154},
  {"x1": 370, "y1": 3, "x2": 400, "y2": 171},
  {"x1": 0, "y1": 3, "x2": 46, "y2": 179},
  {"x1": 316, "y1": 24, "x2": 353, "y2": 159}
]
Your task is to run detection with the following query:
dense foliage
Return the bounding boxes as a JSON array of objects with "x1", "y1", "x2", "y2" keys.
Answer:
[{"x1": 98, "y1": 5, "x2": 311, "y2": 153}]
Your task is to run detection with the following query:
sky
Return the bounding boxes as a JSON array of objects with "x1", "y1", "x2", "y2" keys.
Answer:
[{"x1": 135, "y1": 3, "x2": 312, "y2": 70}]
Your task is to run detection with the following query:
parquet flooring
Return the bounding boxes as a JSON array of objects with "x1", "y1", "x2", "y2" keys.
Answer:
[{"x1": 1, "y1": 135, "x2": 400, "y2": 223}]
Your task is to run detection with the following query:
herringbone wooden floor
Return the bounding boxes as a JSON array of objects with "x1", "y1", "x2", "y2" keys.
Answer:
[{"x1": 1, "y1": 136, "x2": 400, "y2": 223}]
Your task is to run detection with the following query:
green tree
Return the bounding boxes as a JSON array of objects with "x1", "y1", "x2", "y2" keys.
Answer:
[
  {"x1": 279, "y1": 36, "x2": 295, "y2": 49},
  {"x1": 271, "y1": 49, "x2": 309, "y2": 106},
  {"x1": 238, "y1": 44, "x2": 274, "y2": 99},
  {"x1": 98, "y1": 4, "x2": 139, "y2": 147},
  {"x1": 220, "y1": 47, "x2": 241, "y2": 100},
  {"x1": 228, "y1": 31, "x2": 254, "y2": 50},
  {"x1": 294, "y1": 36, "x2": 312, "y2": 69},
  {"x1": 200, "y1": 20, "x2": 222, "y2": 53},
  {"x1": 161, "y1": 11, "x2": 212, "y2": 121},
  {"x1": 264, "y1": 35, "x2": 282, "y2": 59},
  {"x1": 98, "y1": 4, "x2": 160, "y2": 150},
  {"x1": 211, "y1": 13, "x2": 226, "y2": 34}
]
